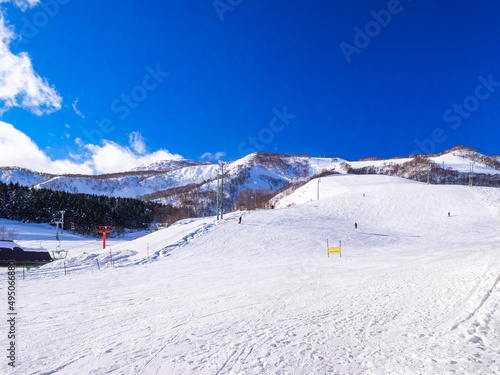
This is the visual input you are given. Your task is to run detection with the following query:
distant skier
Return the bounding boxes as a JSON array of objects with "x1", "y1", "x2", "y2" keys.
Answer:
[
  {"x1": 239, "y1": 216, "x2": 242, "y2": 224},
  {"x1": 448, "y1": 212, "x2": 450, "y2": 217},
  {"x1": 355, "y1": 222, "x2": 358, "y2": 229},
  {"x1": 363, "y1": 193, "x2": 365, "y2": 197}
]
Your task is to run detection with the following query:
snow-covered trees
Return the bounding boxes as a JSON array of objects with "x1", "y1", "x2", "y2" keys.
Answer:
[{"x1": 0, "y1": 181, "x2": 158, "y2": 235}]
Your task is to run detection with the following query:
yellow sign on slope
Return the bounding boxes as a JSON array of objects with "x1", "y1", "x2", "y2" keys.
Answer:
[
  {"x1": 328, "y1": 246, "x2": 341, "y2": 255},
  {"x1": 327, "y1": 239, "x2": 342, "y2": 257}
]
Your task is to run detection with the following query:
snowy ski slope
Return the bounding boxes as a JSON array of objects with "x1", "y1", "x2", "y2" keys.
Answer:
[{"x1": 0, "y1": 174, "x2": 499, "y2": 374}]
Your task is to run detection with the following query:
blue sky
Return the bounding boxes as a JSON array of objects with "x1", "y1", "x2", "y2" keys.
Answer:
[{"x1": 0, "y1": 0, "x2": 499, "y2": 174}]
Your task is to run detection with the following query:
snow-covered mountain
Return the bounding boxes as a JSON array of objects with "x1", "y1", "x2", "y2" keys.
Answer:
[
  {"x1": 347, "y1": 146, "x2": 500, "y2": 176},
  {"x1": 0, "y1": 152, "x2": 341, "y2": 199},
  {"x1": 0, "y1": 167, "x2": 52, "y2": 186},
  {"x1": 29, "y1": 164, "x2": 220, "y2": 199},
  {"x1": 0, "y1": 147, "x2": 498, "y2": 202},
  {"x1": 131, "y1": 159, "x2": 210, "y2": 172}
]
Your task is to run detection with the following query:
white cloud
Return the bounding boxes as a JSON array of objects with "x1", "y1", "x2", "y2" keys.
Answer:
[
  {"x1": 86, "y1": 141, "x2": 183, "y2": 174},
  {"x1": 0, "y1": 1, "x2": 40, "y2": 11},
  {"x1": 0, "y1": 121, "x2": 92, "y2": 174},
  {"x1": 128, "y1": 131, "x2": 146, "y2": 154},
  {"x1": 0, "y1": 121, "x2": 184, "y2": 174},
  {"x1": 201, "y1": 151, "x2": 226, "y2": 160},
  {"x1": 72, "y1": 98, "x2": 85, "y2": 118},
  {"x1": 74, "y1": 137, "x2": 84, "y2": 147},
  {"x1": 0, "y1": 6, "x2": 62, "y2": 115}
]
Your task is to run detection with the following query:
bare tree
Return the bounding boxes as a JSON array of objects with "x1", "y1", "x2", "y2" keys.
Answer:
[{"x1": 0, "y1": 226, "x2": 16, "y2": 241}]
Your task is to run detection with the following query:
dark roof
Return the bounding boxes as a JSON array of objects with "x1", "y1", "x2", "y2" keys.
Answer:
[
  {"x1": 0, "y1": 248, "x2": 52, "y2": 262},
  {"x1": 0, "y1": 241, "x2": 53, "y2": 266}
]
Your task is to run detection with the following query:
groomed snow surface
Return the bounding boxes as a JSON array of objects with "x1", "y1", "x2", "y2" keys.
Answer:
[{"x1": 1, "y1": 174, "x2": 499, "y2": 374}]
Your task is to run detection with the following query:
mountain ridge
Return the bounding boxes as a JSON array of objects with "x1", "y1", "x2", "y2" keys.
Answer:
[{"x1": 0, "y1": 147, "x2": 497, "y2": 206}]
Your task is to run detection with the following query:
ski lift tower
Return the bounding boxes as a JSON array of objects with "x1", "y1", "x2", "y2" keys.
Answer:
[
  {"x1": 469, "y1": 162, "x2": 475, "y2": 187},
  {"x1": 217, "y1": 160, "x2": 228, "y2": 220},
  {"x1": 59, "y1": 210, "x2": 66, "y2": 232},
  {"x1": 98, "y1": 226, "x2": 112, "y2": 249},
  {"x1": 53, "y1": 210, "x2": 66, "y2": 240},
  {"x1": 53, "y1": 218, "x2": 63, "y2": 240}
]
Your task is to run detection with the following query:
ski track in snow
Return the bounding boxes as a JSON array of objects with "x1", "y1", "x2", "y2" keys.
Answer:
[{"x1": 0, "y1": 174, "x2": 498, "y2": 374}]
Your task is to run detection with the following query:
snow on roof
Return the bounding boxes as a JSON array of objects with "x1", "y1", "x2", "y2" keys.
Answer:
[{"x1": 0, "y1": 240, "x2": 22, "y2": 250}]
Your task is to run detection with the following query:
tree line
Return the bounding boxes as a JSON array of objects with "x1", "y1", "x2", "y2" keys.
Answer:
[{"x1": 0, "y1": 181, "x2": 160, "y2": 235}]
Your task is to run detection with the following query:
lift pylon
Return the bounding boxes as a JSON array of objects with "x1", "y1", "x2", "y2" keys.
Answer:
[{"x1": 97, "y1": 226, "x2": 112, "y2": 249}]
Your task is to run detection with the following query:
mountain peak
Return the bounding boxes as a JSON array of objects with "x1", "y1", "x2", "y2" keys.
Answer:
[{"x1": 131, "y1": 159, "x2": 211, "y2": 172}]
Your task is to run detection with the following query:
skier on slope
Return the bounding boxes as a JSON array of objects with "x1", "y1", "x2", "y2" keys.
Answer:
[
  {"x1": 355, "y1": 222, "x2": 358, "y2": 229},
  {"x1": 239, "y1": 216, "x2": 242, "y2": 224}
]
